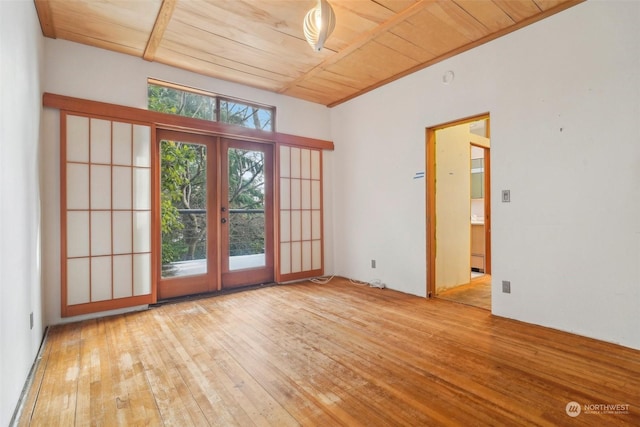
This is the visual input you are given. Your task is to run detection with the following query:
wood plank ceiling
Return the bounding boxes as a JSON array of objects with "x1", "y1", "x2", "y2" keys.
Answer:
[{"x1": 34, "y1": 0, "x2": 583, "y2": 107}]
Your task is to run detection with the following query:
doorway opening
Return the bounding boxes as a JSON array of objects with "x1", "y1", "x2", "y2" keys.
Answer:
[
  {"x1": 157, "y1": 129, "x2": 274, "y2": 300},
  {"x1": 426, "y1": 115, "x2": 491, "y2": 310}
]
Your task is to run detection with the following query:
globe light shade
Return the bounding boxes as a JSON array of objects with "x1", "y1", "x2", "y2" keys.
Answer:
[{"x1": 303, "y1": 0, "x2": 336, "y2": 52}]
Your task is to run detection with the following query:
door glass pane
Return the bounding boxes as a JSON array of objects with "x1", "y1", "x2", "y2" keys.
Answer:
[
  {"x1": 227, "y1": 147, "x2": 266, "y2": 271},
  {"x1": 161, "y1": 140, "x2": 208, "y2": 278}
]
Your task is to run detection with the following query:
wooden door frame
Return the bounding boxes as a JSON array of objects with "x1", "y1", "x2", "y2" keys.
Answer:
[
  {"x1": 483, "y1": 142, "x2": 492, "y2": 275},
  {"x1": 156, "y1": 132, "x2": 276, "y2": 298},
  {"x1": 426, "y1": 113, "x2": 490, "y2": 298},
  {"x1": 470, "y1": 142, "x2": 491, "y2": 276}
]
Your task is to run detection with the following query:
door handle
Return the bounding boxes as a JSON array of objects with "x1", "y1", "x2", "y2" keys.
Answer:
[
  {"x1": 221, "y1": 206, "x2": 226, "y2": 212},
  {"x1": 221, "y1": 218, "x2": 227, "y2": 224}
]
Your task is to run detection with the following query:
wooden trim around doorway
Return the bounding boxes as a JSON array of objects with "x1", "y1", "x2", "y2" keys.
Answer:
[
  {"x1": 426, "y1": 113, "x2": 490, "y2": 298},
  {"x1": 484, "y1": 146, "x2": 491, "y2": 275},
  {"x1": 426, "y1": 128, "x2": 436, "y2": 298}
]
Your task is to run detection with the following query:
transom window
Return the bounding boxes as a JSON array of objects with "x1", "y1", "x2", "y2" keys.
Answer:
[{"x1": 148, "y1": 79, "x2": 275, "y2": 131}]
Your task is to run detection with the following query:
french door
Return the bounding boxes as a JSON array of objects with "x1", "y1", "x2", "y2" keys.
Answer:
[
  {"x1": 220, "y1": 138, "x2": 274, "y2": 288},
  {"x1": 157, "y1": 129, "x2": 273, "y2": 299}
]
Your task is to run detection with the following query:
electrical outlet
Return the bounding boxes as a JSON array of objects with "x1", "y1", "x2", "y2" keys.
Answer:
[
  {"x1": 502, "y1": 280, "x2": 511, "y2": 294},
  {"x1": 371, "y1": 259, "x2": 376, "y2": 268},
  {"x1": 30, "y1": 312, "x2": 34, "y2": 330}
]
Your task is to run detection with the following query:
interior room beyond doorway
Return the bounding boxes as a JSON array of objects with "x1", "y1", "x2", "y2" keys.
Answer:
[{"x1": 427, "y1": 116, "x2": 491, "y2": 310}]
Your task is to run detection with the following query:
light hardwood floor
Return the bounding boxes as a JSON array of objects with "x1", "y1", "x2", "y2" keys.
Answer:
[
  {"x1": 19, "y1": 277, "x2": 640, "y2": 426},
  {"x1": 437, "y1": 275, "x2": 492, "y2": 310}
]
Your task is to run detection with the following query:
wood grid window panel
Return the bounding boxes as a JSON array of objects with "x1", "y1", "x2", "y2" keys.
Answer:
[
  {"x1": 133, "y1": 168, "x2": 151, "y2": 210},
  {"x1": 133, "y1": 125, "x2": 151, "y2": 167},
  {"x1": 133, "y1": 254, "x2": 151, "y2": 296},
  {"x1": 66, "y1": 115, "x2": 89, "y2": 162},
  {"x1": 91, "y1": 257, "x2": 112, "y2": 302},
  {"x1": 301, "y1": 211, "x2": 311, "y2": 241},
  {"x1": 112, "y1": 212, "x2": 132, "y2": 254},
  {"x1": 311, "y1": 181, "x2": 321, "y2": 209},
  {"x1": 90, "y1": 211, "x2": 111, "y2": 256},
  {"x1": 311, "y1": 211, "x2": 321, "y2": 240},
  {"x1": 280, "y1": 178, "x2": 290, "y2": 209},
  {"x1": 290, "y1": 147, "x2": 301, "y2": 178},
  {"x1": 112, "y1": 167, "x2": 132, "y2": 209},
  {"x1": 291, "y1": 179, "x2": 301, "y2": 209},
  {"x1": 133, "y1": 211, "x2": 151, "y2": 253},
  {"x1": 278, "y1": 145, "x2": 323, "y2": 281},
  {"x1": 66, "y1": 164, "x2": 89, "y2": 209},
  {"x1": 280, "y1": 147, "x2": 290, "y2": 177},
  {"x1": 311, "y1": 152, "x2": 320, "y2": 179},
  {"x1": 112, "y1": 122, "x2": 132, "y2": 165},
  {"x1": 113, "y1": 255, "x2": 133, "y2": 299},
  {"x1": 66, "y1": 211, "x2": 89, "y2": 258},
  {"x1": 291, "y1": 211, "x2": 302, "y2": 241},
  {"x1": 302, "y1": 241, "x2": 312, "y2": 271},
  {"x1": 67, "y1": 258, "x2": 90, "y2": 305},
  {"x1": 291, "y1": 242, "x2": 302, "y2": 273},
  {"x1": 280, "y1": 211, "x2": 291, "y2": 242},
  {"x1": 90, "y1": 119, "x2": 111, "y2": 163},
  {"x1": 300, "y1": 149, "x2": 310, "y2": 179},
  {"x1": 62, "y1": 113, "x2": 154, "y2": 317},
  {"x1": 312, "y1": 240, "x2": 321, "y2": 270},
  {"x1": 301, "y1": 180, "x2": 311, "y2": 210},
  {"x1": 280, "y1": 243, "x2": 291, "y2": 275},
  {"x1": 90, "y1": 165, "x2": 111, "y2": 209}
]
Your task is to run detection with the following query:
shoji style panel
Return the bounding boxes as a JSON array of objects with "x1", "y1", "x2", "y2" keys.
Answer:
[
  {"x1": 278, "y1": 145, "x2": 323, "y2": 281},
  {"x1": 62, "y1": 113, "x2": 155, "y2": 317}
]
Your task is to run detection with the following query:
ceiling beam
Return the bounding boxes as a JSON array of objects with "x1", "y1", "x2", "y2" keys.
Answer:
[
  {"x1": 143, "y1": 0, "x2": 177, "y2": 61},
  {"x1": 34, "y1": 0, "x2": 56, "y2": 38},
  {"x1": 278, "y1": 0, "x2": 437, "y2": 96}
]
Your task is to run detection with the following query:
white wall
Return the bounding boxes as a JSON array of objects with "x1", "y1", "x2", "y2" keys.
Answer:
[
  {"x1": 0, "y1": 1, "x2": 45, "y2": 424},
  {"x1": 330, "y1": 1, "x2": 640, "y2": 350},
  {"x1": 41, "y1": 39, "x2": 334, "y2": 325}
]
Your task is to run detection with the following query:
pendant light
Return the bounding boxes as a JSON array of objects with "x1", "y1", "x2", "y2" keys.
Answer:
[{"x1": 303, "y1": 0, "x2": 336, "y2": 52}]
